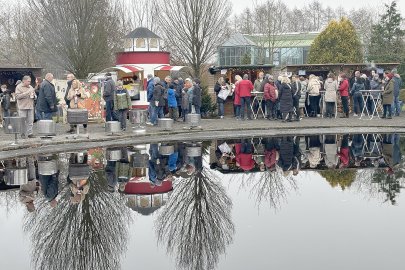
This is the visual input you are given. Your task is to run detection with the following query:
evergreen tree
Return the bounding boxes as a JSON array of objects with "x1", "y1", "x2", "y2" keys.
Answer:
[
  {"x1": 368, "y1": 1, "x2": 405, "y2": 80},
  {"x1": 308, "y1": 18, "x2": 363, "y2": 64}
]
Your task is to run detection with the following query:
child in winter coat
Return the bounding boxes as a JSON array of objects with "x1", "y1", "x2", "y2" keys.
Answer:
[
  {"x1": 263, "y1": 76, "x2": 278, "y2": 120},
  {"x1": 0, "y1": 85, "x2": 11, "y2": 119},
  {"x1": 113, "y1": 80, "x2": 131, "y2": 131},
  {"x1": 167, "y1": 84, "x2": 178, "y2": 121}
]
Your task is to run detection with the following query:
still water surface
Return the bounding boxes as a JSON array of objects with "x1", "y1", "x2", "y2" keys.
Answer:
[{"x1": 0, "y1": 134, "x2": 404, "y2": 270}]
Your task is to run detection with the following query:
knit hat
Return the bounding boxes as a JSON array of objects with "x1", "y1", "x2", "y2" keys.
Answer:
[{"x1": 386, "y1": 73, "x2": 394, "y2": 80}]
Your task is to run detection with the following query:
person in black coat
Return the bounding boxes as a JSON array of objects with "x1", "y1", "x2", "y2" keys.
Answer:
[
  {"x1": 192, "y1": 78, "x2": 202, "y2": 114},
  {"x1": 36, "y1": 73, "x2": 57, "y2": 120},
  {"x1": 291, "y1": 75, "x2": 302, "y2": 121},
  {"x1": 152, "y1": 77, "x2": 166, "y2": 120},
  {"x1": 278, "y1": 77, "x2": 294, "y2": 122},
  {"x1": 103, "y1": 72, "x2": 117, "y2": 122}
]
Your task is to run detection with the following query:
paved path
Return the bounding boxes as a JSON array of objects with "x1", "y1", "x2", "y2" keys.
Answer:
[{"x1": 0, "y1": 115, "x2": 404, "y2": 158}]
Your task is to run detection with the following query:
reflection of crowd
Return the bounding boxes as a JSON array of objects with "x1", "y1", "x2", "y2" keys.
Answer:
[
  {"x1": 211, "y1": 134, "x2": 402, "y2": 174},
  {"x1": 0, "y1": 152, "x2": 92, "y2": 211},
  {"x1": 148, "y1": 142, "x2": 203, "y2": 185},
  {"x1": 0, "y1": 134, "x2": 402, "y2": 212}
]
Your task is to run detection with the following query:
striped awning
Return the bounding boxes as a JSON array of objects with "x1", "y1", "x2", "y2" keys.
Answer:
[
  {"x1": 102, "y1": 65, "x2": 143, "y2": 74},
  {"x1": 154, "y1": 65, "x2": 187, "y2": 71}
]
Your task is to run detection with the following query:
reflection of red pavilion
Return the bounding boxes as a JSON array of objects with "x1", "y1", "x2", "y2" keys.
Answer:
[{"x1": 124, "y1": 178, "x2": 173, "y2": 216}]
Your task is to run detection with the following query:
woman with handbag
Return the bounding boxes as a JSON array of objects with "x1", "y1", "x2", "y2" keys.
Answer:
[{"x1": 214, "y1": 77, "x2": 226, "y2": 119}]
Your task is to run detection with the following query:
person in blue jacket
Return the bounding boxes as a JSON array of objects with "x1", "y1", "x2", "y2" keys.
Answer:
[
  {"x1": 168, "y1": 84, "x2": 178, "y2": 121},
  {"x1": 146, "y1": 74, "x2": 155, "y2": 125}
]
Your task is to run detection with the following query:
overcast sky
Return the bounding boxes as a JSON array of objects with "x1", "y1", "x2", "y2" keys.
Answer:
[{"x1": 229, "y1": 0, "x2": 405, "y2": 16}]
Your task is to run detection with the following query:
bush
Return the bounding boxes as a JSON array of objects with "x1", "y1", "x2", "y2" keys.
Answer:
[{"x1": 200, "y1": 85, "x2": 216, "y2": 118}]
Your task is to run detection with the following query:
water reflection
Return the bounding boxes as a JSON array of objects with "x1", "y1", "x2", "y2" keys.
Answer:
[
  {"x1": 0, "y1": 133, "x2": 405, "y2": 270},
  {"x1": 155, "y1": 162, "x2": 234, "y2": 270},
  {"x1": 15, "y1": 152, "x2": 130, "y2": 270}
]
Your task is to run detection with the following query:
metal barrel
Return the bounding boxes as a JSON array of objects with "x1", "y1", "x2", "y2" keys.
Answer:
[
  {"x1": 37, "y1": 120, "x2": 56, "y2": 136},
  {"x1": 186, "y1": 113, "x2": 201, "y2": 127},
  {"x1": 130, "y1": 109, "x2": 148, "y2": 125},
  {"x1": 38, "y1": 160, "x2": 58, "y2": 175},
  {"x1": 105, "y1": 121, "x2": 121, "y2": 133},
  {"x1": 158, "y1": 118, "x2": 173, "y2": 131}
]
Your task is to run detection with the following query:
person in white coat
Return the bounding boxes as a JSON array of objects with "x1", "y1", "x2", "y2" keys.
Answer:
[{"x1": 324, "y1": 73, "x2": 338, "y2": 118}]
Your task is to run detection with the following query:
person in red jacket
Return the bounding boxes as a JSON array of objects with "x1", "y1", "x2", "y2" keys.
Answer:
[
  {"x1": 264, "y1": 76, "x2": 278, "y2": 120},
  {"x1": 235, "y1": 139, "x2": 255, "y2": 171},
  {"x1": 338, "y1": 73, "x2": 350, "y2": 118},
  {"x1": 238, "y1": 74, "x2": 254, "y2": 120}
]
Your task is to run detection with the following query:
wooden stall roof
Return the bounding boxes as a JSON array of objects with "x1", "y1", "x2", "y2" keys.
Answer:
[
  {"x1": 281, "y1": 63, "x2": 400, "y2": 73},
  {"x1": 216, "y1": 64, "x2": 274, "y2": 70},
  {"x1": 0, "y1": 65, "x2": 42, "y2": 70}
]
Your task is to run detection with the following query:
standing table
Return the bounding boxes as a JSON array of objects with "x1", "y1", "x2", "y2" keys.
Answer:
[
  {"x1": 250, "y1": 91, "x2": 266, "y2": 119},
  {"x1": 359, "y1": 90, "x2": 383, "y2": 120}
]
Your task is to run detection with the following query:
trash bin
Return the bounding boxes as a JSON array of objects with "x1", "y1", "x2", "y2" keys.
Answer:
[
  {"x1": 158, "y1": 118, "x2": 173, "y2": 131},
  {"x1": 37, "y1": 120, "x2": 56, "y2": 137},
  {"x1": 186, "y1": 113, "x2": 201, "y2": 127},
  {"x1": 105, "y1": 121, "x2": 121, "y2": 134}
]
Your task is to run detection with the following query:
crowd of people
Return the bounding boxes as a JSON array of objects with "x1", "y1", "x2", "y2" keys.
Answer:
[
  {"x1": 0, "y1": 67, "x2": 402, "y2": 139},
  {"x1": 215, "y1": 69, "x2": 403, "y2": 122},
  {"x1": 145, "y1": 75, "x2": 202, "y2": 125}
]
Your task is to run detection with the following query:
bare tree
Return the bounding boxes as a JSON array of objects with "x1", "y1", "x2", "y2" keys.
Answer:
[
  {"x1": 27, "y1": 0, "x2": 126, "y2": 78},
  {"x1": 0, "y1": 1, "x2": 43, "y2": 66},
  {"x1": 252, "y1": 0, "x2": 306, "y2": 66},
  {"x1": 125, "y1": 0, "x2": 160, "y2": 33},
  {"x1": 157, "y1": 0, "x2": 231, "y2": 77},
  {"x1": 238, "y1": 8, "x2": 255, "y2": 34},
  {"x1": 335, "y1": 6, "x2": 347, "y2": 19},
  {"x1": 323, "y1": 6, "x2": 337, "y2": 26},
  {"x1": 348, "y1": 7, "x2": 377, "y2": 56},
  {"x1": 155, "y1": 168, "x2": 234, "y2": 270},
  {"x1": 305, "y1": 0, "x2": 325, "y2": 31}
]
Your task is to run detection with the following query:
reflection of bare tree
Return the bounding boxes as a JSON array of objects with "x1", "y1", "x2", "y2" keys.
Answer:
[
  {"x1": 0, "y1": 189, "x2": 19, "y2": 214},
  {"x1": 252, "y1": 170, "x2": 297, "y2": 209},
  {"x1": 24, "y1": 170, "x2": 131, "y2": 270},
  {"x1": 238, "y1": 169, "x2": 297, "y2": 210},
  {"x1": 156, "y1": 168, "x2": 234, "y2": 270},
  {"x1": 352, "y1": 169, "x2": 382, "y2": 200}
]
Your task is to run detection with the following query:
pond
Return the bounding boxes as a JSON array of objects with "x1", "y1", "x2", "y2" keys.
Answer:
[{"x1": 0, "y1": 133, "x2": 404, "y2": 270}]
